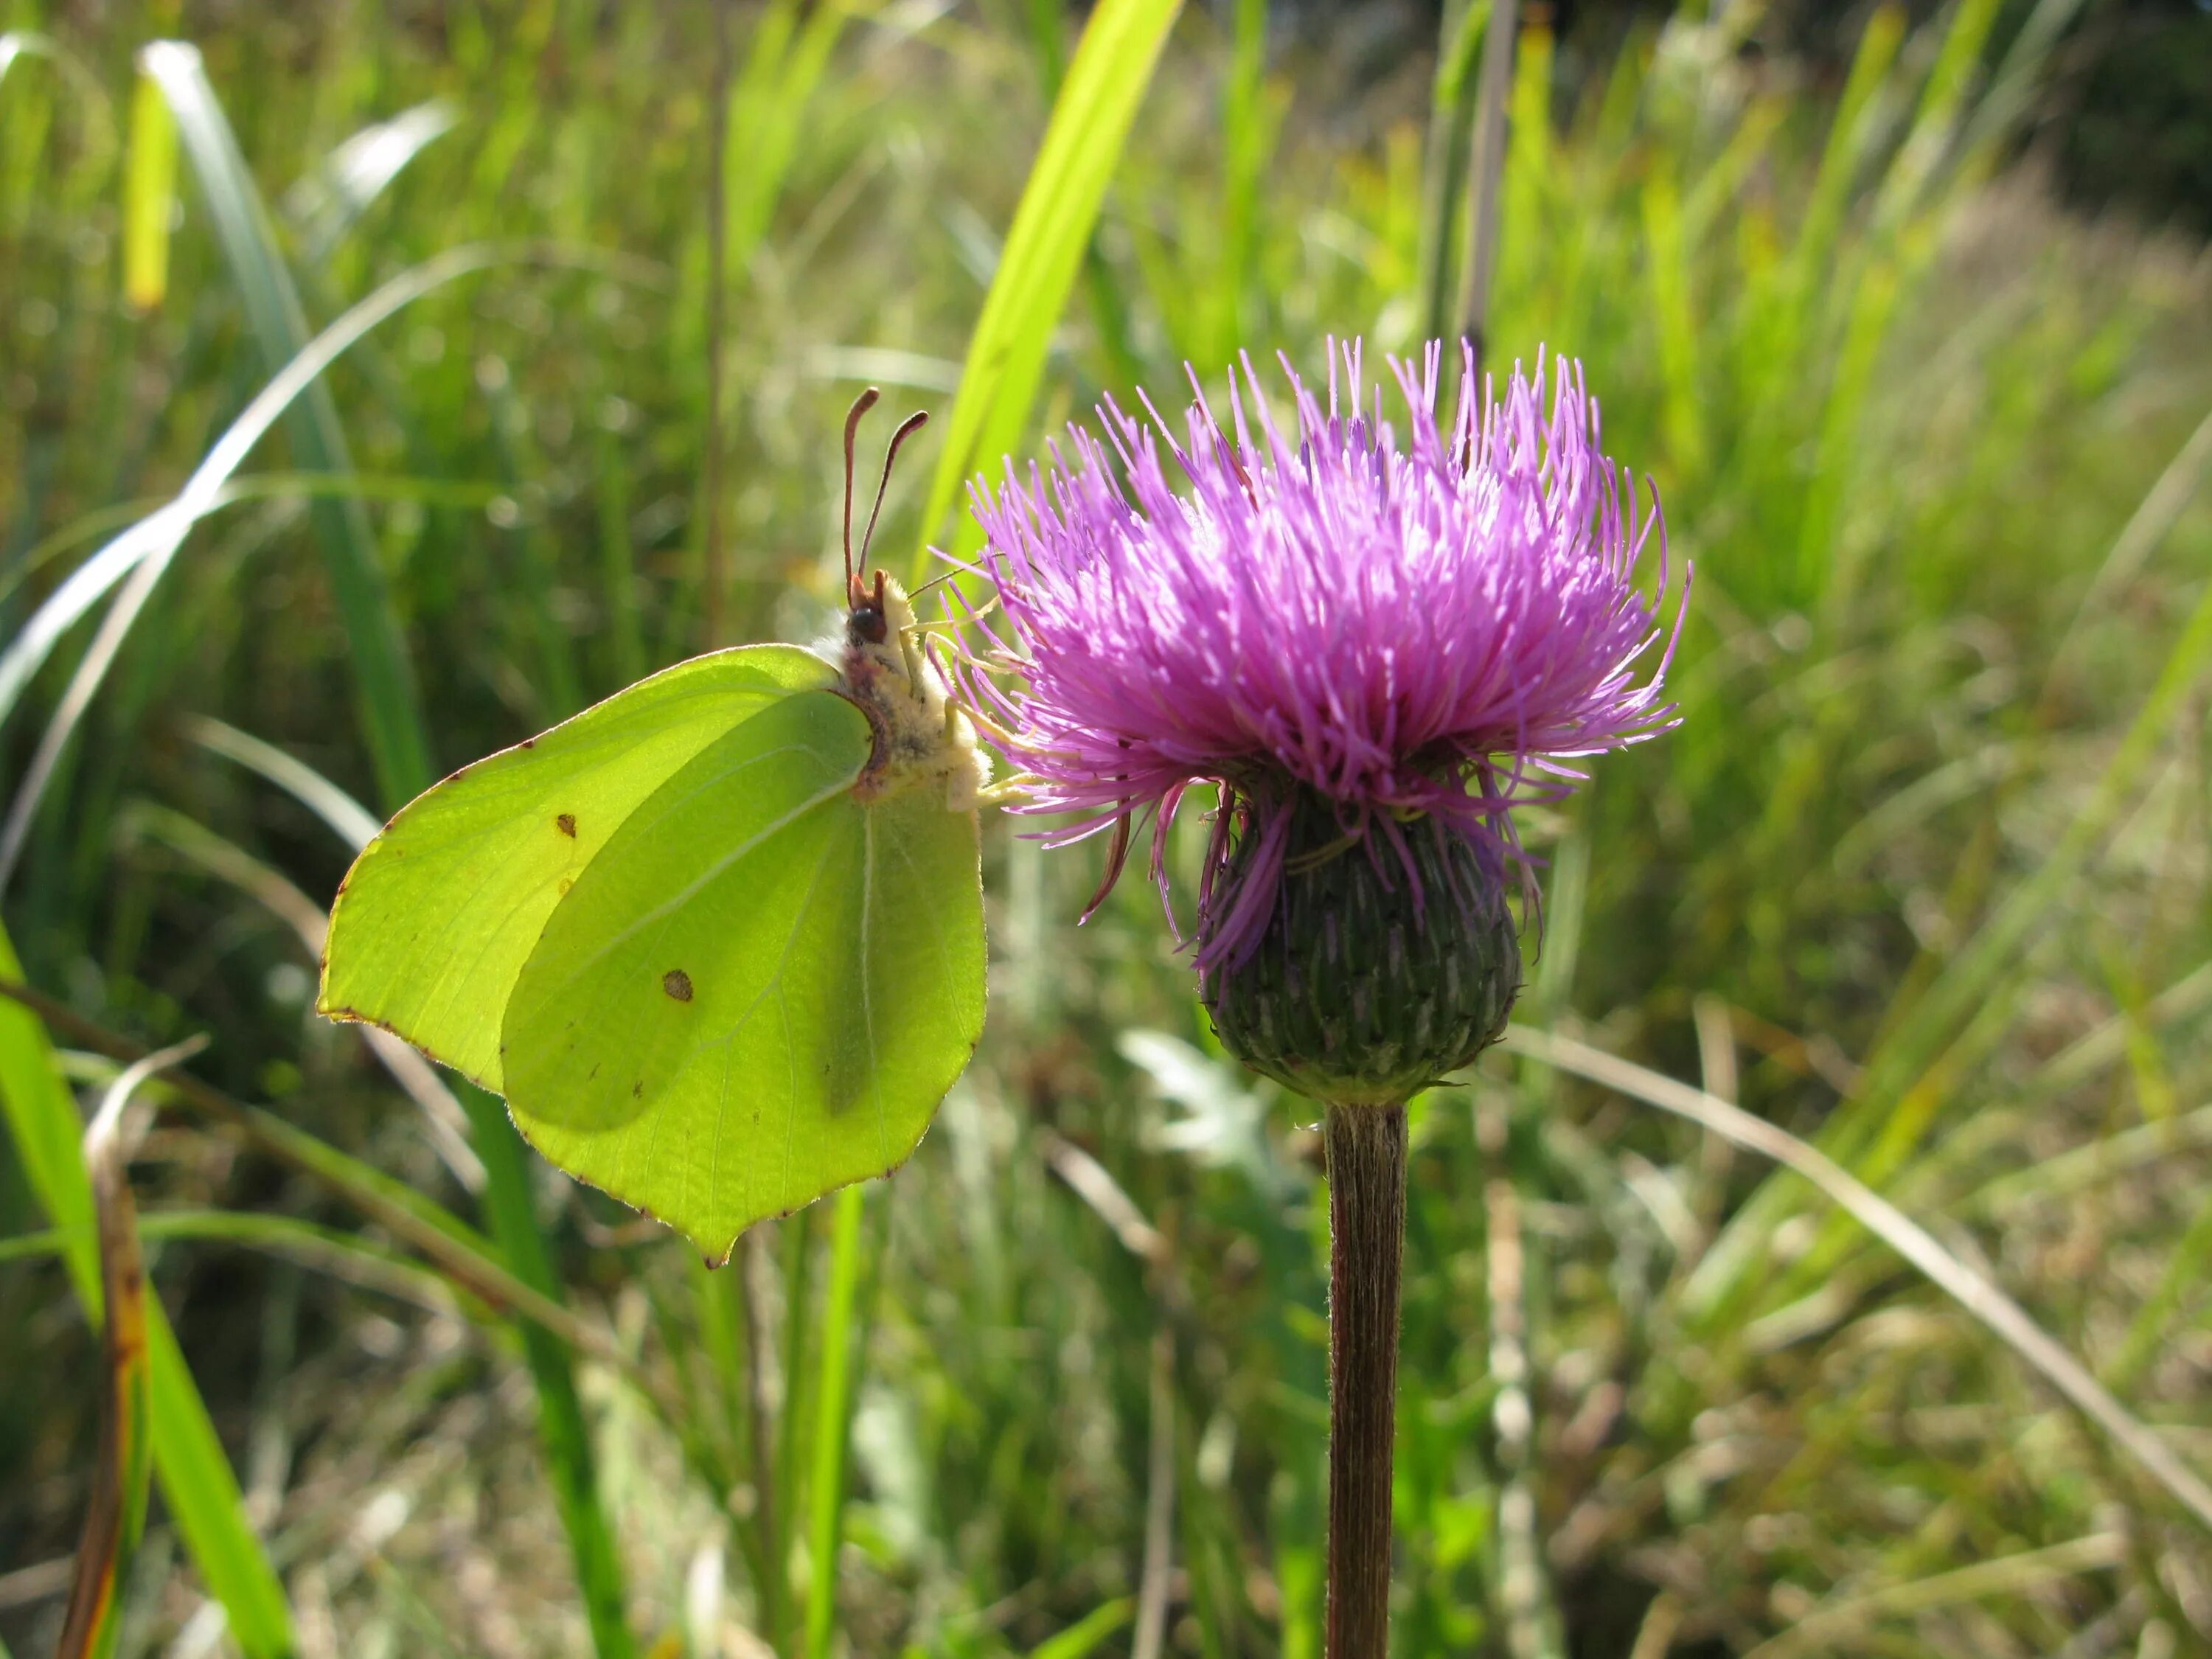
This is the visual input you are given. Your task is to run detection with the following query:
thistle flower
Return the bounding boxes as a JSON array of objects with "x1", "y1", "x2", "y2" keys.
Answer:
[{"x1": 959, "y1": 341, "x2": 1684, "y2": 1100}]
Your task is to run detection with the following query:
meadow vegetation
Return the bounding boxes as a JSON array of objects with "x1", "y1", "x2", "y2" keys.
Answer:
[{"x1": 3, "y1": 1, "x2": 2211, "y2": 1655}]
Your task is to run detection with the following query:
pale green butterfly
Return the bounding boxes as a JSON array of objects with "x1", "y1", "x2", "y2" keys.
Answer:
[{"x1": 320, "y1": 394, "x2": 990, "y2": 1260}]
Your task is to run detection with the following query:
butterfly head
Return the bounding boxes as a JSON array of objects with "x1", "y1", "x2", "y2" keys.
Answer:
[
  {"x1": 832, "y1": 390, "x2": 989, "y2": 812},
  {"x1": 846, "y1": 568, "x2": 890, "y2": 647}
]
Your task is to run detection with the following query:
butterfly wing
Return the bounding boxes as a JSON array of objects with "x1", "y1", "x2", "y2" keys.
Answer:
[
  {"x1": 500, "y1": 689, "x2": 984, "y2": 1257},
  {"x1": 319, "y1": 645, "x2": 837, "y2": 1089}
]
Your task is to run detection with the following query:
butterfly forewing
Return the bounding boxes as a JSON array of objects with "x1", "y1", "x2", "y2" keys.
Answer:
[{"x1": 319, "y1": 644, "x2": 839, "y2": 1090}]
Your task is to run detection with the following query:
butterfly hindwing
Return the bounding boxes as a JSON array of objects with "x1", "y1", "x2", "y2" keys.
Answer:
[
  {"x1": 318, "y1": 646, "x2": 839, "y2": 1091},
  {"x1": 499, "y1": 689, "x2": 984, "y2": 1257}
]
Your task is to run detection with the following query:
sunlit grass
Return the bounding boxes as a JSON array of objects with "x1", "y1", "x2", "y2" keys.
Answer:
[{"x1": 4, "y1": 1, "x2": 2211, "y2": 1655}]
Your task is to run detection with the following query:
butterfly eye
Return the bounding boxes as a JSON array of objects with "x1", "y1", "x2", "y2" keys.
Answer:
[{"x1": 847, "y1": 602, "x2": 888, "y2": 645}]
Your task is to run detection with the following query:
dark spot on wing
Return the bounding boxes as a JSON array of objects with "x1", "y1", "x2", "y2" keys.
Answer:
[
  {"x1": 632, "y1": 1080, "x2": 644, "y2": 1099},
  {"x1": 556, "y1": 813, "x2": 577, "y2": 837},
  {"x1": 520, "y1": 737, "x2": 537, "y2": 750},
  {"x1": 663, "y1": 969, "x2": 695, "y2": 1002}
]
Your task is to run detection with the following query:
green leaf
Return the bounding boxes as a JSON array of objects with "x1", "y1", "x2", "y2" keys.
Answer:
[
  {"x1": 0, "y1": 925, "x2": 294, "y2": 1659},
  {"x1": 909, "y1": 0, "x2": 1185, "y2": 580},
  {"x1": 502, "y1": 690, "x2": 985, "y2": 1256},
  {"x1": 321, "y1": 645, "x2": 838, "y2": 1091}
]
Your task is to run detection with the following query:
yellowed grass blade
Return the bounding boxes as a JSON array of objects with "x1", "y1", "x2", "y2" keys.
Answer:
[{"x1": 56, "y1": 1036, "x2": 205, "y2": 1659}]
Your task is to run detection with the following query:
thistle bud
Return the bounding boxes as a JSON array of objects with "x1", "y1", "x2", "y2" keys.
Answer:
[{"x1": 1198, "y1": 793, "x2": 1520, "y2": 1105}]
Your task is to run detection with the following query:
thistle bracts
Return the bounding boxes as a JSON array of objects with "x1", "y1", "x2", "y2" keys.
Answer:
[{"x1": 1200, "y1": 790, "x2": 1520, "y2": 1105}]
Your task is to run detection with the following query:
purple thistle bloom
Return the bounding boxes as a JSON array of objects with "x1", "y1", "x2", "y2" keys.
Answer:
[{"x1": 955, "y1": 339, "x2": 1687, "y2": 975}]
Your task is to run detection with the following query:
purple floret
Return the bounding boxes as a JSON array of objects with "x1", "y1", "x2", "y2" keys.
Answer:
[{"x1": 953, "y1": 339, "x2": 1688, "y2": 970}]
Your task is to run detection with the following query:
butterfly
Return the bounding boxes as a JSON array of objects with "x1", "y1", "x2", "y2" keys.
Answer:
[{"x1": 319, "y1": 392, "x2": 990, "y2": 1260}]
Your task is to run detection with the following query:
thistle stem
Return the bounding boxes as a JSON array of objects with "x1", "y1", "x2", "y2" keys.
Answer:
[{"x1": 1324, "y1": 1099, "x2": 1408, "y2": 1659}]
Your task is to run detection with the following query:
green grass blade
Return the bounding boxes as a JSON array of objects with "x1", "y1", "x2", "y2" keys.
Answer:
[
  {"x1": 0, "y1": 229, "x2": 641, "y2": 1650},
  {"x1": 0, "y1": 1208, "x2": 477, "y2": 1315},
  {"x1": 0, "y1": 243, "x2": 525, "y2": 735},
  {"x1": 1741, "y1": 1534, "x2": 2128, "y2": 1659},
  {"x1": 1865, "y1": 0, "x2": 2004, "y2": 238},
  {"x1": 908, "y1": 0, "x2": 1186, "y2": 581},
  {"x1": 38, "y1": 981, "x2": 639, "y2": 1655},
  {"x1": 1691, "y1": 565, "x2": 2212, "y2": 1317},
  {"x1": 804, "y1": 1183, "x2": 871, "y2": 1659},
  {"x1": 596, "y1": 423, "x2": 649, "y2": 689},
  {"x1": 0, "y1": 245, "x2": 581, "y2": 895},
  {"x1": 1416, "y1": 0, "x2": 1489, "y2": 346},
  {"x1": 2105, "y1": 1182, "x2": 2212, "y2": 1395},
  {"x1": 1640, "y1": 170, "x2": 1706, "y2": 482},
  {"x1": 0, "y1": 923, "x2": 296, "y2": 1658},
  {"x1": 1028, "y1": 1599, "x2": 1135, "y2": 1658},
  {"x1": 1848, "y1": 573, "x2": 2212, "y2": 1177},
  {"x1": 454, "y1": 1073, "x2": 638, "y2": 1659},
  {"x1": 1453, "y1": 0, "x2": 1519, "y2": 351},
  {"x1": 725, "y1": 0, "x2": 858, "y2": 277},
  {"x1": 288, "y1": 101, "x2": 456, "y2": 263},
  {"x1": 139, "y1": 39, "x2": 433, "y2": 805},
  {"x1": 0, "y1": 976, "x2": 644, "y2": 1388},
  {"x1": 0, "y1": 473, "x2": 505, "y2": 612},
  {"x1": 184, "y1": 715, "x2": 386, "y2": 851},
  {"x1": 1790, "y1": 4, "x2": 1905, "y2": 289},
  {"x1": 1015, "y1": 0, "x2": 1144, "y2": 389},
  {"x1": 0, "y1": 32, "x2": 114, "y2": 145},
  {"x1": 1216, "y1": 0, "x2": 1271, "y2": 355},
  {"x1": 1957, "y1": 0, "x2": 2092, "y2": 171},
  {"x1": 1511, "y1": 1026, "x2": 2212, "y2": 1534},
  {"x1": 771, "y1": 1210, "x2": 817, "y2": 1652}
]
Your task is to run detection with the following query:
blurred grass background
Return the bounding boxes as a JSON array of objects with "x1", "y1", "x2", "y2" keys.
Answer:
[{"x1": 4, "y1": 0, "x2": 2212, "y2": 1655}]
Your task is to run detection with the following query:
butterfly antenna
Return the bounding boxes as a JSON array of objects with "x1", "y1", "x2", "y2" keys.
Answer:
[
  {"x1": 842, "y1": 387, "x2": 880, "y2": 588},
  {"x1": 908, "y1": 566, "x2": 967, "y2": 599},
  {"x1": 858, "y1": 410, "x2": 930, "y2": 572}
]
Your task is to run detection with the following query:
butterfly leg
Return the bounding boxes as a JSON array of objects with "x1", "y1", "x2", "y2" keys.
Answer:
[
  {"x1": 919, "y1": 633, "x2": 1023, "y2": 754},
  {"x1": 973, "y1": 774, "x2": 1041, "y2": 807},
  {"x1": 897, "y1": 625, "x2": 931, "y2": 695},
  {"x1": 947, "y1": 696, "x2": 1022, "y2": 752}
]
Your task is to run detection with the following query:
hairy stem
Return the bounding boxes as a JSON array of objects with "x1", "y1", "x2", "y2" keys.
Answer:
[{"x1": 1324, "y1": 1099, "x2": 1408, "y2": 1659}]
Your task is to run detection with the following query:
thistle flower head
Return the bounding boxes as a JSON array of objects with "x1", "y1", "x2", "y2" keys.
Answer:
[{"x1": 956, "y1": 341, "x2": 1686, "y2": 1096}]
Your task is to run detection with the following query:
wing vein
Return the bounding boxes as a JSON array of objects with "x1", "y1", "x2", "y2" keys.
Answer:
[{"x1": 533, "y1": 740, "x2": 855, "y2": 1000}]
